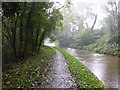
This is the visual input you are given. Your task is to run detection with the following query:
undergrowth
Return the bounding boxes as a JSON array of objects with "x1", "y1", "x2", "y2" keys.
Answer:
[
  {"x1": 83, "y1": 35, "x2": 119, "y2": 56},
  {"x1": 3, "y1": 45, "x2": 56, "y2": 88}
]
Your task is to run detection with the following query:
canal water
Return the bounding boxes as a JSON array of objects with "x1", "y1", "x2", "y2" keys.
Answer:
[{"x1": 63, "y1": 48, "x2": 118, "y2": 88}]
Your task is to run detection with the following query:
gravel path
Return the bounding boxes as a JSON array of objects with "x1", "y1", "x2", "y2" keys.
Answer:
[{"x1": 42, "y1": 48, "x2": 77, "y2": 88}]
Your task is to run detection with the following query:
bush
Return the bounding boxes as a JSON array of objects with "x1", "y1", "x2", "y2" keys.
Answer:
[
  {"x1": 84, "y1": 35, "x2": 119, "y2": 56},
  {"x1": 75, "y1": 29, "x2": 96, "y2": 48}
]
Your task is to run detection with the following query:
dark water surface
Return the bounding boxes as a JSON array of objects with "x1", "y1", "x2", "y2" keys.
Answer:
[{"x1": 63, "y1": 48, "x2": 118, "y2": 88}]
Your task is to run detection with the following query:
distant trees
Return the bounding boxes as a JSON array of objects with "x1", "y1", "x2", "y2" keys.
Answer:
[
  {"x1": 2, "y1": 2, "x2": 63, "y2": 64},
  {"x1": 103, "y1": 1, "x2": 118, "y2": 44},
  {"x1": 54, "y1": 0, "x2": 119, "y2": 52},
  {"x1": 54, "y1": 1, "x2": 98, "y2": 48},
  {"x1": 118, "y1": 1, "x2": 120, "y2": 45},
  {"x1": 118, "y1": 1, "x2": 120, "y2": 28},
  {"x1": 74, "y1": 29, "x2": 95, "y2": 48}
]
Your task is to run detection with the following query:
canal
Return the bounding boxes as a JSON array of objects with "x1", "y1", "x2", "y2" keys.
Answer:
[{"x1": 63, "y1": 48, "x2": 118, "y2": 88}]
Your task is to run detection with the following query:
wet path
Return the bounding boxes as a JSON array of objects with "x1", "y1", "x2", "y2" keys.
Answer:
[
  {"x1": 42, "y1": 48, "x2": 77, "y2": 88},
  {"x1": 63, "y1": 48, "x2": 118, "y2": 88}
]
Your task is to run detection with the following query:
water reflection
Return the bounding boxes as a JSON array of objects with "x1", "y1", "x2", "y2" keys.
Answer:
[{"x1": 63, "y1": 48, "x2": 118, "y2": 88}]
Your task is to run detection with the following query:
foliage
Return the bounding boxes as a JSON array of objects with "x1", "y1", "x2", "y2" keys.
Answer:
[
  {"x1": 3, "y1": 46, "x2": 56, "y2": 88},
  {"x1": 55, "y1": 47, "x2": 106, "y2": 88},
  {"x1": 84, "y1": 35, "x2": 119, "y2": 56},
  {"x1": 74, "y1": 29, "x2": 95, "y2": 48},
  {"x1": 52, "y1": 1, "x2": 119, "y2": 58},
  {"x1": 2, "y1": 2, "x2": 63, "y2": 64}
]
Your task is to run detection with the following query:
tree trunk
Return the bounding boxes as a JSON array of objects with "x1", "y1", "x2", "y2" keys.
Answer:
[
  {"x1": 22, "y1": 3, "x2": 35, "y2": 58},
  {"x1": 12, "y1": 13, "x2": 19, "y2": 59},
  {"x1": 18, "y1": 16, "x2": 23, "y2": 58},
  {"x1": 90, "y1": 15, "x2": 97, "y2": 31},
  {"x1": 38, "y1": 31, "x2": 46, "y2": 51},
  {"x1": 35, "y1": 28, "x2": 40, "y2": 49}
]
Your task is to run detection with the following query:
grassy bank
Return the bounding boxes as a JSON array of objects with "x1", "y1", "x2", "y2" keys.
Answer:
[
  {"x1": 84, "y1": 43, "x2": 119, "y2": 56},
  {"x1": 83, "y1": 35, "x2": 119, "y2": 56},
  {"x1": 55, "y1": 47, "x2": 106, "y2": 88},
  {"x1": 3, "y1": 45, "x2": 56, "y2": 88}
]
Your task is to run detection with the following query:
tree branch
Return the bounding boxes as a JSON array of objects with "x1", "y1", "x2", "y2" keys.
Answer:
[
  {"x1": 90, "y1": 15, "x2": 97, "y2": 30},
  {"x1": 84, "y1": 17, "x2": 89, "y2": 29},
  {"x1": 19, "y1": 2, "x2": 27, "y2": 17},
  {"x1": 2, "y1": 32, "x2": 9, "y2": 41},
  {"x1": 2, "y1": 21, "x2": 11, "y2": 37}
]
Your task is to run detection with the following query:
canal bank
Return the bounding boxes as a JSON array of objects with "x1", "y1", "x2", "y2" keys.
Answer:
[
  {"x1": 63, "y1": 48, "x2": 118, "y2": 88},
  {"x1": 56, "y1": 47, "x2": 105, "y2": 88}
]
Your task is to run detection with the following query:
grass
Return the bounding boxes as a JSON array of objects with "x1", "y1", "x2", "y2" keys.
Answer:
[
  {"x1": 83, "y1": 35, "x2": 119, "y2": 56},
  {"x1": 55, "y1": 47, "x2": 106, "y2": 88},
  {"x1": 3, "y1": 45, "x2": 56, "y2": 88}
]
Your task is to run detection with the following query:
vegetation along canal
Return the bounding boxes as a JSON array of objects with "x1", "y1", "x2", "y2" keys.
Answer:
[{"x1": 63, "y1": 48, "x2": 118, "y2": 88}]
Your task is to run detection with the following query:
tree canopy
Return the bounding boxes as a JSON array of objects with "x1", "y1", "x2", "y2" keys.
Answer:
[{"x1": 2, "y1": 2, "x2": 63, "y2": 64}]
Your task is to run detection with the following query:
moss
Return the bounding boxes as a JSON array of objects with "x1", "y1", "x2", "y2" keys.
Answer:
[
  {"x1": 55, "y1": 47, "x2": 106, "y2": 88},
  {"x1": 3, "y1": 45, "x2": 56, "y2": 88}
]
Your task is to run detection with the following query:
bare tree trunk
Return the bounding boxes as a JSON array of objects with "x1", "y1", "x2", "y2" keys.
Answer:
[
  {"x1": 84, "y1": 17, "x2": 89, "y2": 29},
  {"x1": 90, "y1": 15, "x2": 97, "y2": 30}
]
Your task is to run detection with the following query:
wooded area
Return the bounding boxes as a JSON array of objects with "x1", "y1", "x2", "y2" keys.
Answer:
[
  {"x1": 53, "y1": 0, "x2": 120, "y2": 56},
  {"x1": 2, "y1": 2, "x2": 63, "y2": 65},
  {"x1": 2, "y1": 1, "x2": 119, "y2": 88}
]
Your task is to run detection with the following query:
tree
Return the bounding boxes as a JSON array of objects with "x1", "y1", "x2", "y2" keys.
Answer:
[{"x1": 2, "y1": 2, "x2": 63, "y2": 64}]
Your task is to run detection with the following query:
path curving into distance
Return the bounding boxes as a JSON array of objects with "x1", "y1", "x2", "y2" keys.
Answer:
[{"x1": 42, "y1": 48, "x2": 77, "y2": 88}]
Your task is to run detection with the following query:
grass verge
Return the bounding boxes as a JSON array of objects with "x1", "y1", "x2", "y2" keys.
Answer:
[
  {"x1": 3, "y1": 45, "x2": 56, "y2": 88},
  {"x1": 55, "y1": 47, "x2": 106, "y2": 88}
]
